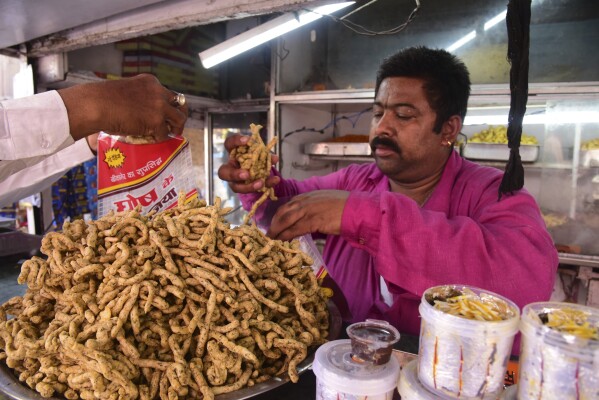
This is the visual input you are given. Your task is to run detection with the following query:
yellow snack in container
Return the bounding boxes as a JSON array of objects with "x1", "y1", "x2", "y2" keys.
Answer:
[
  {"x1": 418, "y1": 285, "x2": 520, "y2": 399},
  {"x1": 517, "y1": 302, "x2": 599, "y2": 400}
]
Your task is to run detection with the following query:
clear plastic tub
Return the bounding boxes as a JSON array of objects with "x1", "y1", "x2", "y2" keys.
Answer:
[
  {"x1": 313, "y1": 339, "x2": 400, "y2": 400},
  {"x1": 517, "y1": 302, "x2": 599, "y2": 400},
  {"x1": 499, "y1": 385, "x2": 518, "y2": 400},
  {"x1": 418, "y1": 285, "x2": 520, "y2": 399},
  {"x1": 398, "y1": 359, "x2": 441, "y2": 400}
]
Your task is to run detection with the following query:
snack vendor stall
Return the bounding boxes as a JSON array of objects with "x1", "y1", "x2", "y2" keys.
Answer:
[{"x1": 1, "y1": 0, "x2": 599, "y2": 399}]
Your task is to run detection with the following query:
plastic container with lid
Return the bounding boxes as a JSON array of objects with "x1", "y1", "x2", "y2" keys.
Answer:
[
  {"x1": 313, "y1": 339, "x2": 400, "y2": 400},
  {"x1": 346, "y1": 319, "x2": 400, "y2": 365},
  {"x1": 398, "y1": 359, "x2": 442, "y2": 400},
  {"x1": 418, "y1": 285, "x2": 520, "y2": 400},
  {"x1": 499, "y1": 385, "x2": 518, "y2": 400},
  {"x1": 517, "y1": 302, "x2": 599, "y2": 400}
]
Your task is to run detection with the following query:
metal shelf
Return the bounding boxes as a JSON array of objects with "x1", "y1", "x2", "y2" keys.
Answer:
[
  {"x1": 308, "y1": 155, "x2": 579, "y2": 169},
  {"x1": 275, "y1": 83, "x2": 599, "y2": 105},
  {"x1": 41, "y1": 71, "x2": 225, "y2": 111},
  {"x1": 471, "y1": 160, "x2": 574, "y2": 170},
  {"x1": 559, "y1": 253, "x2": 599, "y2": 268}
]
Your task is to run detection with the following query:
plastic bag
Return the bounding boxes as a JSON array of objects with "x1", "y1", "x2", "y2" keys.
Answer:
[
  {"x1": 298, "y1": 234, "x2": 352, "y2": 320},
  {"x1": 298, "y1": 234, "x2": 328, "y2": 282},
  {"x1": 97, "y1": 133, "x2": 198, "y2": 217}
]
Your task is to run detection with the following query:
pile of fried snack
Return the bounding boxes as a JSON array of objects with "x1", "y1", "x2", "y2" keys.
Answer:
[{"x1": 0, "y1": 195, "x2": 329, "y2": 400}]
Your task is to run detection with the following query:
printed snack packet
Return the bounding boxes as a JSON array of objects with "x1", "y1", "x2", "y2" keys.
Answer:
[{"x1": 97, "y1": 133, "x2": 198, "y2": 217}]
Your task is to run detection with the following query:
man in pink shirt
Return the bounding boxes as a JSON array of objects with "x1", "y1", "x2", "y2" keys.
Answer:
[{"x1": 219, "y1": 47, "x2": 558, "y2": 337}]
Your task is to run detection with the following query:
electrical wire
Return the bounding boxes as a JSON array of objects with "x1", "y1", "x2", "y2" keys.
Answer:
[
  {"x1": 307, "y1": 0, "x2": 421, "y2": 36},
  {"x1": 283, "y1": 127, "x2": 325, "y2": 140},
  {"x1": 339, "y1": 0, "x2": 379, "y2": 21},
  {"x1": 324, "y1": 106, "x2": 372, "y2": 130},
  {"x1": 275, "y1": 39, "x2": 291, "y2": 62},
  {"x1": 281, "y1": 106, "x2": 372, "y2": 141}
]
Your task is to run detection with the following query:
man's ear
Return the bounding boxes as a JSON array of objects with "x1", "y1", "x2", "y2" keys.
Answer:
[{"x1": 441, "y1": 115, "x2": 463, "y2": 145}]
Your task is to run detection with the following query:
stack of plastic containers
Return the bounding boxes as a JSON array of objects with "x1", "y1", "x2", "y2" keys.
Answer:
[
  {"x1": 517, "y1": 302, "x2": 599, "y2": 400},
  {"x1": 399, "y1": 284, "x2": 521, "y2": 400},
  {"x1": 313, "y1": 319, "x2": 401, "y2": 400},
  {"x1": 397, "y1": 286, "x2": 599, "y2": 400},
  {"x1": 398, "y1": 359, "x2": 441, "y2": 399}
]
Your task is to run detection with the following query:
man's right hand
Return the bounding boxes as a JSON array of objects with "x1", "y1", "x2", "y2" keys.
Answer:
[
  {"x1": 58, "y1": 74, "x2": 188, "y2": 143},
  {"x1": 217, "y1": 134, "x2": 280, "y2": 194}
]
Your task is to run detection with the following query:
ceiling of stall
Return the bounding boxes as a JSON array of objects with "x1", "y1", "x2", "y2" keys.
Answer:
[
  {"x1": 0, "y1": 0, "x2": 168, "y2": 50},
  {"x1": 0, "y1": 0, "x2": 325, "y2": 56}
]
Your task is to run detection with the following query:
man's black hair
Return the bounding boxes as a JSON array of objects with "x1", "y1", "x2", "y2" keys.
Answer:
[{"x1": 375, "y1": 46, "x2": 471, "y2": 133}]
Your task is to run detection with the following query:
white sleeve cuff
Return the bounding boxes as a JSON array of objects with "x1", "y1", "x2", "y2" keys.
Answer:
[
  {"x1": 0, "y1": 91, "x2": 72, "y2": 160},
  {"x1": 0, "y1": 139, "x2": 94, "y2": 208}
]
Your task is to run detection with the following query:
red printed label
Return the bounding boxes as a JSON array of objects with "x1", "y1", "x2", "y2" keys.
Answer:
[{"x1": 97, "y1": 134, "x2": 198, "y2": 217}]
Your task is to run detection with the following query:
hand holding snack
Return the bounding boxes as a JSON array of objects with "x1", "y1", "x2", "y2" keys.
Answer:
[
  {"x1": 218, "y1": 125, "x2": 280, "y2": 195},
  {"x1": 58, "y1": 74, "x2": 189, "y2": 143},
  {"x1": 218, "y1": 124, "x2": 280, "y2": 224}
]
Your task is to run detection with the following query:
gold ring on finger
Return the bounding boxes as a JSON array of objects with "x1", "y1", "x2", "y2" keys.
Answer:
[{"x1": 172, "y1": 92, "x2": 186, "y2": 107}]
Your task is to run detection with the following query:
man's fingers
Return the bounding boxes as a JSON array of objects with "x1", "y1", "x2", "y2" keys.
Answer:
[
  {"x1": 154, "y1": 134, "x2": 170, "y2": 143},
  {"x1": 267, "y1": 203, "x2": 303, "y2": 239},
  {"x1": 268, "y1": 219, "x2": 307, "y2": 241},
  {"x1": 218, "y1": 163, "x2": 265, "y2": 194},
  {"x1": 265, "y1": 176, "x2": 280, "y2": 188},
  {"x1": 218, "y1": 163, "x2": 250, "y2": 182},
  {"x1": 165, "y1": 105, "x2": 188, "y2": 136},
  {"x1": 229, "y1": 181, "x2": 264, "y2": 194},
  {"x1": 224, "y1": 134, "x2": 249, "y2": 152},
  {"x1": 153, "y1": 124, "x2": 172, "y2": 142}
]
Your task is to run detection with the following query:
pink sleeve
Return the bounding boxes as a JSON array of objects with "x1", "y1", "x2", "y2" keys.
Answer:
[{"x1": 340, "y1": 190, "x2": 558, "y2": 312}]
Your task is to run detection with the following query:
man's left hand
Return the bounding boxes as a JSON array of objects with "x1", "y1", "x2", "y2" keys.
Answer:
[{"x1": 267, "y1": 190, "x2": 349, "y2": 241}]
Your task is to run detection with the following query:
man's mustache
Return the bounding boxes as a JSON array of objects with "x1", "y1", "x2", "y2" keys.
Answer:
[{"x1": 370, "y1": 136, "x2": 400, "y2": 155}]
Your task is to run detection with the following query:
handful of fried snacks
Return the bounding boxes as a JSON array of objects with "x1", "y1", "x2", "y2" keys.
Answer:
[
  {"x1": 230, "y1": 124, "x2": 278, "y2": 224},
  {"x1": 0, "y1": 195, "x2": 329, "y2": 400}
]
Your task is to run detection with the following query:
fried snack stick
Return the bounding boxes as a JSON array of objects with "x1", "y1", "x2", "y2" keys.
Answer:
[
  {"x1": 273, "y1": 338, "x2": 307, "y2": 383},
  {"x1": 230, "y1": 123, "x2": 278, "y2": 224}
]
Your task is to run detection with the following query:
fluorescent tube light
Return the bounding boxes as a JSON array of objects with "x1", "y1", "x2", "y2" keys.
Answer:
[
  {"x1": 463, "y1": 115, "x2": 507, "y2": 125},
  {"x1": 463, "y1": 111, "x2": 599, "y2": 125},
  {"x1": 199, "y1": 2, "x2": 355, "y2": 69},
  {"x1": 446, "y1": 30, "x2": 476, "y2": 52},
  {"x1": 484, "y1": 10, "x2": 507, "y2": 31}
]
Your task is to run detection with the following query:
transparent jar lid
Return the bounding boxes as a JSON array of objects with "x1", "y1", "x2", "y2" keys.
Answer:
[
  {"x1": 398, "y1": 359, "x2": 440, "y2": 400},
  {"x1": 313, "y1": 340, "x2": 400, "y2": 396}
]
